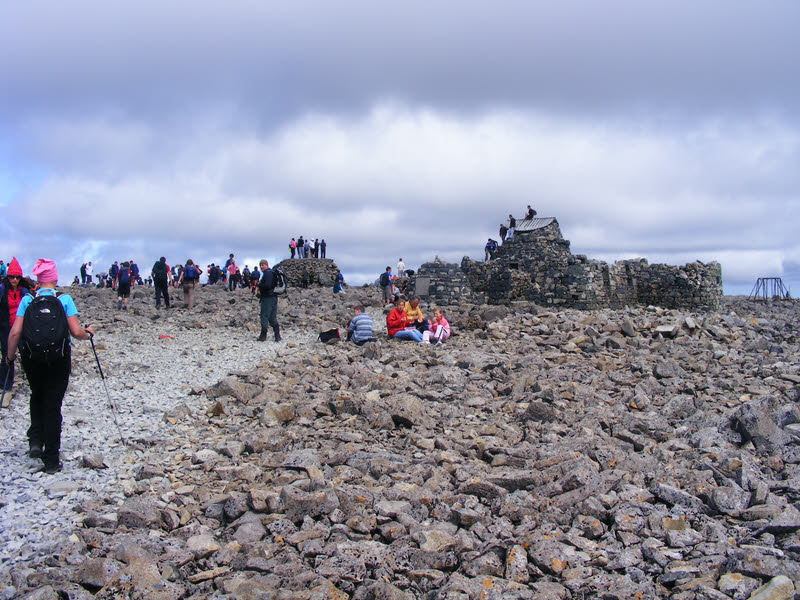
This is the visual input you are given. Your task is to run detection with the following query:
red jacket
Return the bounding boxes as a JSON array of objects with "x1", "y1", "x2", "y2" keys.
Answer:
[{"x1": 386, "y1": 308, "x2": 409, "y2": 337}]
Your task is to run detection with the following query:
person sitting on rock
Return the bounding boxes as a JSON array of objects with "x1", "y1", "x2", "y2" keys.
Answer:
[
  {"x1": 525, "y1": 204, "x2": 537, "y2": 220},
  {"x1": 386, "y1": 297, "x2": 423, "y2": 342},
  {"x1": 404, "y1": 296, "x2": 428, "y2": 333},
  {"x1": 422, "y1": 308, "x2": 451, "y2": 344},
  {"x1": 347, "y1": 304, "x2": 375, "y2": 345}
]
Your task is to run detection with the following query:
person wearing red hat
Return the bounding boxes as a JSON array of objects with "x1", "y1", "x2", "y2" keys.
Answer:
[
  {"x1": 5, "y1": 258, "x2": 94, "y2": 473},
  {"x1": 0, "y1": 258, "x2": 32, "y2": 392}
]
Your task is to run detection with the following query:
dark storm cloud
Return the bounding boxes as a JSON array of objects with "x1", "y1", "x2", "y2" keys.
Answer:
[{"x1": 1, "y1": 1, "x2": 798, "y2": 121}]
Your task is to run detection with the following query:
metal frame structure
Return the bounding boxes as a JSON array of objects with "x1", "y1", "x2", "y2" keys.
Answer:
[{"x1": 749, "y1": 277, "x2": 791, "y2": 301}]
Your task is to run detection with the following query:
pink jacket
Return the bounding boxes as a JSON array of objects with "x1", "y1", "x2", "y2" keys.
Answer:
[{"x1": 429, "y1": 316, "x2": 451, "y2": 340}]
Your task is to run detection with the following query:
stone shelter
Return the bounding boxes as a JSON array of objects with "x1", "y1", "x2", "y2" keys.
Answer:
[{"x1": 409, "y1": 217, "x2": 722, "y2": 309}]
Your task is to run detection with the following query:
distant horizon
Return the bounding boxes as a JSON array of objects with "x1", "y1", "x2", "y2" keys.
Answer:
[{"x1": 2, "y1": 2, "x2": 797, "y2": 302}]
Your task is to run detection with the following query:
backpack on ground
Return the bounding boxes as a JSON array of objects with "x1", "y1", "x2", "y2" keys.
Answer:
[
  {"x1": 272, "y1": 267, "x2": 287, "y2": 295},
  {"x1": 118, "y1": 268, "x2": 131, "y2": 284},
  {"x1": 20, "y1": 292, "x2": 70, "y2": 362},
  {"x1": 318, "y1": 328, "x2": 340, "y2": 344},
  {"x1": 379, "y1": 272, "x2": 389, "y2": 287}
]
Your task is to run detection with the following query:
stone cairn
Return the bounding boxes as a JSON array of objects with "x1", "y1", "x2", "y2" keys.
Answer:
[{"x1": 275, "y1": 258, "x2": 340, "y2": 288}]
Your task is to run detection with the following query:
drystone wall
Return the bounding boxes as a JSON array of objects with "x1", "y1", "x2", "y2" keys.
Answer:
[
  {"x1": 406, "y1": 257, "x2": 484, "y2": 306},
  {"x1": 428, "y1": 218, "x2": 722, "y2": 310},
  {"x1": 275, "y1": 258, "x2": 340, "y2": 288}
]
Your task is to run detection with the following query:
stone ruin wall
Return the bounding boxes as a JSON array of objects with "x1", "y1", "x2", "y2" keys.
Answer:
[
  {"x1": 275, "y1": 258, "x2": 340, "y2": 288},
  {"x1": 412, "y1": 218, "x2": 723, "y2": 310},
  {"x1": 405, "y1": 258, "x2": 483, "y2": 306}
]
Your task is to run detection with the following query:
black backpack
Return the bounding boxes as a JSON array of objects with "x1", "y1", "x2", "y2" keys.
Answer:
[
  {"x1": 272, "y1": 267, "x2": 287, "y2": 295},
  {"x1": 152, "y1": 261, "x2": 167, "y2": 280},
  {"x1": 379, "y1": 272, "x2": 389, "y2": 287},
  {"x1": 318, "y1": 328, "x2": 340, "y2": 344},
  {"x1": 20, "y1": 291, "x2": 70, "y2": 362}
]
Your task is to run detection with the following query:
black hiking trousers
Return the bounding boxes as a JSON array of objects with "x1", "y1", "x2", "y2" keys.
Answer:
[
  {"x1": 22, "y1": 353, "x2": 71, "y2": 466},
  {"x1": 154, "y1": 277, "x2": 170, "y2": 308}
]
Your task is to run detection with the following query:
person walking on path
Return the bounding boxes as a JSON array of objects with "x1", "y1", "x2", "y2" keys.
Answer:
[
  {"x1": 227, "y1": 260, "x2": 237, "y2": 291},
  {"x1": 151, "y1": 256, "x2": 171, "y2": 309},
  {"x1": 257, "y1": 260, "x2": 281, "y2": 342},
  {"x1": 5, "y1": 258, "x2": 95, "y2": 473},
  {"x1": 0, "y1": 258, "x2": 31, "y2": 392},
  {"x1": 177, "y1": 259, "x2": 200, "y2": 309},
  {"x1": 115, "y1": 261, "x2": 132, "y2": 310}
]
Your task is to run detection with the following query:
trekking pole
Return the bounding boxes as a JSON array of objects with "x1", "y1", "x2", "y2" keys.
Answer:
[
  {"x1": 87, "y1": 330, "x2": 128, "y2": 446},
  {"x1": 0, "y1": 359, "x2": 11, "y2": 409}
]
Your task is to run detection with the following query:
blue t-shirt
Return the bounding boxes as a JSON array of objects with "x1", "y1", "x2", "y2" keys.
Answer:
[{"x1": 17, "y1": 289, "x2": 78, "y2": 319}]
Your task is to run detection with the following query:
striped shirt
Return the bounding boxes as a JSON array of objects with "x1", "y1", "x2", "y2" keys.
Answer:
[{"x1": 347, "y1": 312, "x2": 374, "y2": 343}]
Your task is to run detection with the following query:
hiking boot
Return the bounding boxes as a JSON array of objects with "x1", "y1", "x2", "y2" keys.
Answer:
[
  {"x1": 29, "y1": 443, "x2": 43, "y2": 459},
  {"x1": 273, "y1": 326, "x2": 282, "y2": 342},
  {"x1": 117, "y1": 300, "x2": 122, "y2": 310},
  {"x1": 257, "y1": 328, "x2": 267, "y2": 342},
  {"x1": 39, "y1": 461, "x2": 62, "y2": 474}
]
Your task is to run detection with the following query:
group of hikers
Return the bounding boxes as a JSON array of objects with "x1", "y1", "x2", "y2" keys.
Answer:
[
  {"x1": 0, "y1": 253, "x2": 288, "y2": 473},
  {"x1": 289, "y1": 237, "x2": 327, "y2": 259},
  {"x1": 343, "y1": 296, "x2": 451, "y2": 346},
  {"x1": 3, "y1": 206, "x2": 551, "y2": 474},
  {"x1": 484, "y1": 205, "x2": 537, "y2": 261}
]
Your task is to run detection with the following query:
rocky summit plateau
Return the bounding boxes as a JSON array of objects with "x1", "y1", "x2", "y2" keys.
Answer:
[{"x1": 1, "y1": 282, "x2": 800, "y2": 600}]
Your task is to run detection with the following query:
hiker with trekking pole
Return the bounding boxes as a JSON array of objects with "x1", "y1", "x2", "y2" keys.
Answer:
[
  {"x1": 5, "y1": 259, "x2": 95, "y2": 473},
  {"x1": 0, "y1": 258, "x2": 32, "y2": 404}
]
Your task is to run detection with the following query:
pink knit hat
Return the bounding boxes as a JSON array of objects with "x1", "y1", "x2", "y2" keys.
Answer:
[{"x1": 32, "y1": 258, "x2": 58, "y2": 283}]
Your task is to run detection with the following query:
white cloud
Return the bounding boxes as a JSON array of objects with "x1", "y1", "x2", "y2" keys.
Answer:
[{"x1": 2, "y1": 104, "x2": 798, "y2": 292}]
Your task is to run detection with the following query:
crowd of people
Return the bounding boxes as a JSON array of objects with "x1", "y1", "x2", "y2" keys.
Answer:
[
  {"x1": 289, "y1": 237, "x2": 327, "y2": 259},
  {"x1": 6, "y1": 208, "x2": 557, "y2": 472}
]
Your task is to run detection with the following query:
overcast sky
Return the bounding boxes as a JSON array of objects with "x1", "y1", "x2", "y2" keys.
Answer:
[{"x1": 1, "y1": 1, "x2": 798, "y2": 295}]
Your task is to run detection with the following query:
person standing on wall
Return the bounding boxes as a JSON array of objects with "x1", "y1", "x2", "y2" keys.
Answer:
[{"x1": 506, "y1": 215, "x2": 516, "y2": 240}]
